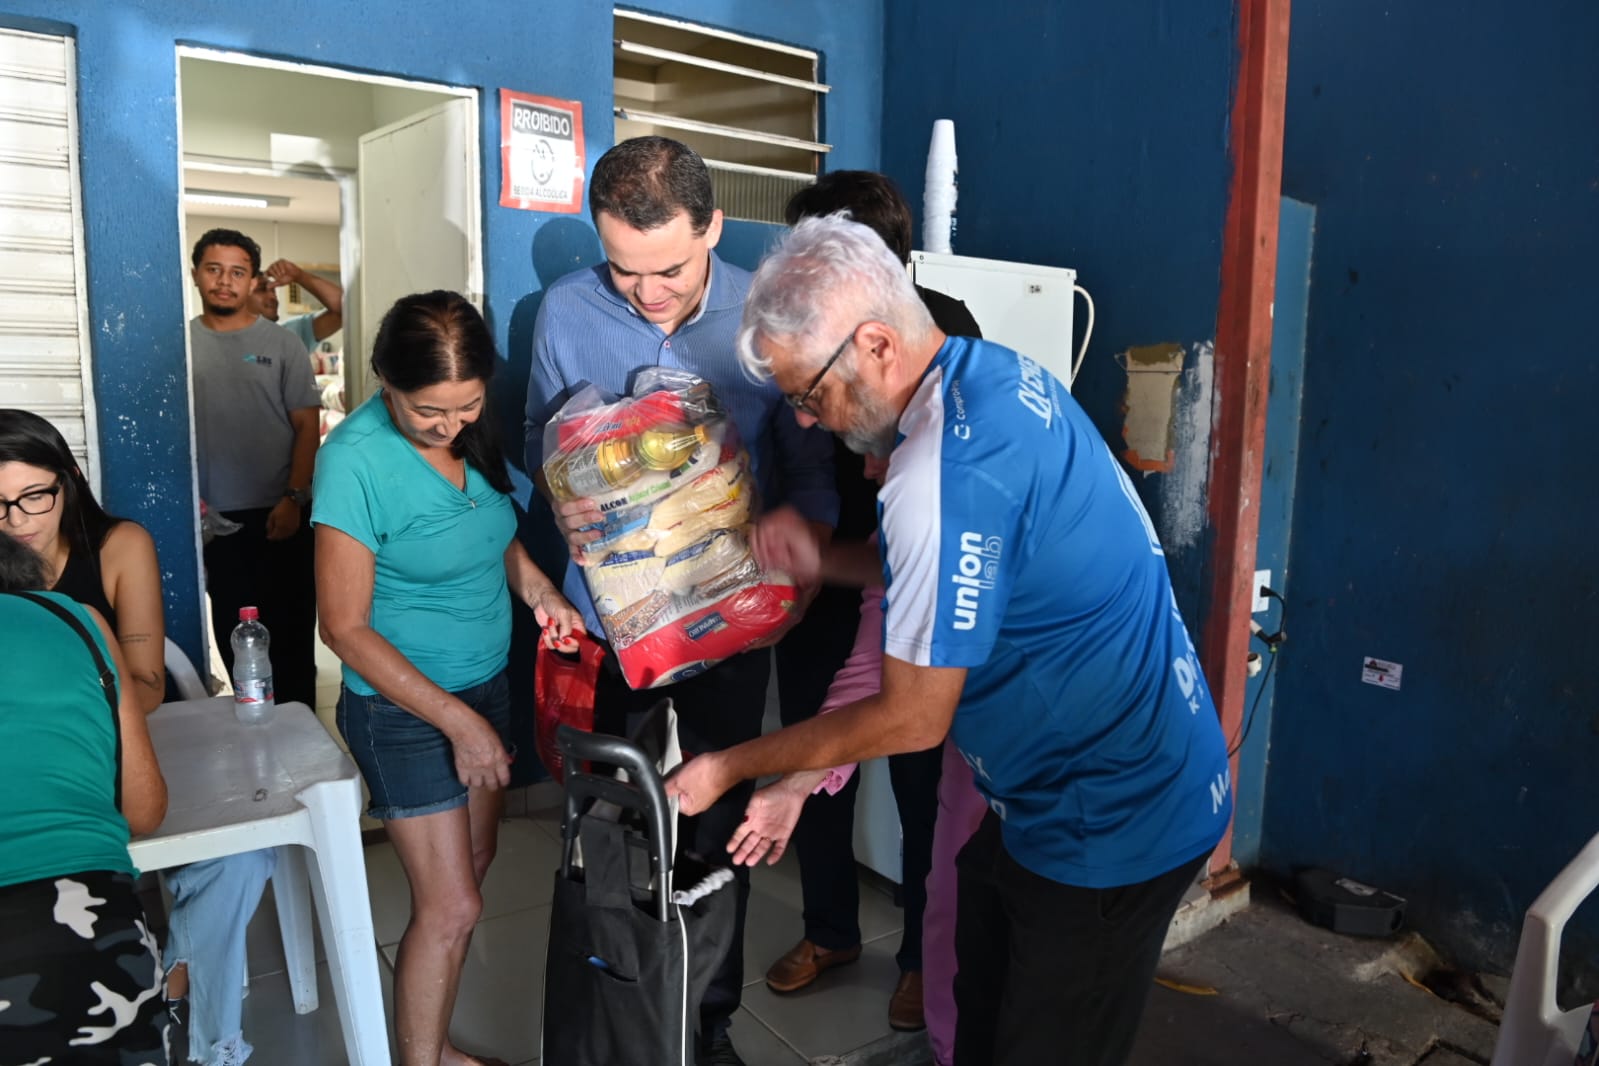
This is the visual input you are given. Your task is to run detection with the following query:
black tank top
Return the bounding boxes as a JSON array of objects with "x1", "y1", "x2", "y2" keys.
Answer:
[{"x1": 52, "y1": 544, "x2": 117, "y2": 633}]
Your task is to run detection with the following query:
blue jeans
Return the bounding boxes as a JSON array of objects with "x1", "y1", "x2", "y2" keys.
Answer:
[
  {"x1": 166, "y1": 850, "x2": 276, "y2": 1065},
  {"x1": 337, "y1": 670, "x2": 512, "y2": 820}
]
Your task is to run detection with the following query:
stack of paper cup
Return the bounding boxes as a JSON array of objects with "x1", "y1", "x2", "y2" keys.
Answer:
[{"x1": 922, "y1": 119, "x2": 958, "y2": 254}]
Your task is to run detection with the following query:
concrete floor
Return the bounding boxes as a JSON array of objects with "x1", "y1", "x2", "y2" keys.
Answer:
[
  {"x1": 848, "y1": 891, "x2": 1503, "y2": 1066},
  {"x1": 1132, "y1": 893, "x2": 1502, "y2": 1066}
]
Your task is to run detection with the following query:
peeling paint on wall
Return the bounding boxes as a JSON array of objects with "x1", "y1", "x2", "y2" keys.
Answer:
[
  {"x1": 1158, "y1": 341, "x2": 1215, "y2": 552},
  {"x1": 1114, "y1": 340, "x2": 1214, "y2": 552},
  {"x1": 1119, "y1": 342, "x2": 1185, "y2": 472}
]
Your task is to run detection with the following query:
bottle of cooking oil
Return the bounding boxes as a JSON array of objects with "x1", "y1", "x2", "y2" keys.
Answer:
[
  {"x1": 546, "y1": 438, "x2": 643, "y2": 500},
  {"x1": 635, "y1": 423, "x2": 707, "y2": 470},
  {"x1": 545, "y1": 423, "x2": 707, "y2": 500}
]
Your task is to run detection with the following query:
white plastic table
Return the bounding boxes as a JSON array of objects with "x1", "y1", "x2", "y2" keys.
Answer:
[{"x1": 129, "y1": 697, "x2": 388, "y2": 1065}]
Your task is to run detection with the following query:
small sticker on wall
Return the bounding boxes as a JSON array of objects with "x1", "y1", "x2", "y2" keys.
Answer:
[{"x1": 1362, "y1": 657, "x2": 1402, "y2": 690}]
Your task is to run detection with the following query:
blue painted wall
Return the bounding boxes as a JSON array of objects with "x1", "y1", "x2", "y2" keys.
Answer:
[
  {"x1": 0, "y1": 0, "x2": 883, "y2": 670},
  {"x1": 879, "y1": 0, "x2": 1239, "y2": 625},
  {"x1": 1265, "y1": 0, "x2": 1599, "y2": 971},
  {"x1": 1231, "y1": 196, "x2": 1313, "y2": 864}
]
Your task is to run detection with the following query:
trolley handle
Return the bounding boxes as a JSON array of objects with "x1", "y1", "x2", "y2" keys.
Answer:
[
  {"x1": 558, "y1": 724, "x2": 667, "y2": 784},
  {"x1": 556, "y1": 725, "x2": 674, "y2": 921}
]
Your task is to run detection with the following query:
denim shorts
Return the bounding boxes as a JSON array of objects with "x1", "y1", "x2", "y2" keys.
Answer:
[{"x1": 336, "y1": 669, "x2": 512, "y2": 820}]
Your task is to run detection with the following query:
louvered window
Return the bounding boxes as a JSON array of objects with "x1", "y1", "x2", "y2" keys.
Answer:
[
  {"x1": 613, "y1": 9, "x2": 828, "y2": 224},
  {"x1": 0, "y1": 28, "x2": 97, "y2": 485}
]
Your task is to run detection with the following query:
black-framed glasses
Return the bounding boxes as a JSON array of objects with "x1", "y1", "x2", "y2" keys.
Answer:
[
  {"x1": 786, "y1": 323, "x2": 863, "y2": 417},
  {"x1": 0, "y1": 480, "x2": 61, "y2": 521}
]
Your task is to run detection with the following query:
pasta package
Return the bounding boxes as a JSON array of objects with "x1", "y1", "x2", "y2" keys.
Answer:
[{"x1": 542, "y1": 368, "x2": 798, "y2": 688}]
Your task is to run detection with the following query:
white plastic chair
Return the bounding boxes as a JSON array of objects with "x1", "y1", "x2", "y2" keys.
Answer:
[
  {"x1": 163, "y1": 637, "x2": 210, "y2": 700},
  {"x1": 1491, "y1": 830, "x2": 1599, "y2": 1066}
]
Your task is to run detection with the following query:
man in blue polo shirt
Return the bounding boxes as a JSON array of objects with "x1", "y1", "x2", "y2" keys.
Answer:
[
  {"x1": 666, "y1": 215, "x2": 1232, "y2": 1066},
  {"x1": 523, "y1": 136, "x2": 837, "y2": 1066}
]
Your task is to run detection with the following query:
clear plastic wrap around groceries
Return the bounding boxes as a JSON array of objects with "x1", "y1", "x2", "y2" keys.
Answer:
[{"x1": 542, "y1": 368, "x2": 797, "y2": 689}]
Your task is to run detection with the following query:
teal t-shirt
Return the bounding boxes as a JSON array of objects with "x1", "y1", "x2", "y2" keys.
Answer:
[
  {"x1": 312, "y1": 394, "x2": 517, "y2": 695},
  {"x1": 0, "y1": 591, "x2": 133, "y2": 887},
  {"x1": 281, "y1": 313, "x2": 318, "y2": 353}
]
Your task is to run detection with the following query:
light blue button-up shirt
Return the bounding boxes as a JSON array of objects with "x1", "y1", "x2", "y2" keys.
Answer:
[{"x1": 523, "y1": 250, "x2": 839, "y2": 634}]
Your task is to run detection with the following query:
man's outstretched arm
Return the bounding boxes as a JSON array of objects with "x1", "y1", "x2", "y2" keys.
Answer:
[{"x1": 667, "y1": 655, "x2": 964, "y2": 815}]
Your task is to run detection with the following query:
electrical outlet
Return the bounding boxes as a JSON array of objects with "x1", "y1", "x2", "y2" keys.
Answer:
[{"x1": 1252, "y1": 570, "x2": 1272, "y2": 613}]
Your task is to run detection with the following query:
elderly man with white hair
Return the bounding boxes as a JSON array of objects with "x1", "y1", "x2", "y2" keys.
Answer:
[{"x1": 667, "y1": 214, "x2": 1233, "y2": 1066}]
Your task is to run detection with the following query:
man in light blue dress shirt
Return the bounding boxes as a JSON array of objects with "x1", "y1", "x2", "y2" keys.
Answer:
[{"x1": 523, "y1": 136, "x2": 837, "y2": 1066}]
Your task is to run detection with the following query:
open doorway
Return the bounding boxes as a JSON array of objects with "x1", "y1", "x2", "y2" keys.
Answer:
[
  {"x1": 175, "y1": 49, "x2": 484, "y2": 721},
  {"x1": 182, "y1": 168, "x2": 344, "y2": 419}
]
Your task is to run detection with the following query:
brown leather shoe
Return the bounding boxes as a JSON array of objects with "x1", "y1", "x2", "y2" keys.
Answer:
[
  {"x1": 888, "y1": 970, "x2": 926, "y2": 1031},
  {"x1": 764, "y1": 938, "x2": 862, "y2": 993}
]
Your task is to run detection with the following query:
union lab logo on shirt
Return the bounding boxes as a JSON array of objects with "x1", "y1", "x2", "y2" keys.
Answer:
[
  {"x1": 951, "y1": 530, "x2": 1002, "y2": 631},
  {"x1": 241, "y1": 352, "x2": 274, "y2": 367}
]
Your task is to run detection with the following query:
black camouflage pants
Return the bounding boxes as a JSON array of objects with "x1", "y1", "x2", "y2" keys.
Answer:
[{"x1": 0, "y1": 870, "x2": 169, "y2": 1064}]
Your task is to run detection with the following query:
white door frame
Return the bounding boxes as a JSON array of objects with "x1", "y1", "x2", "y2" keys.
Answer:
[{"x1": 173, "y1": 46, "x2": 483, "y2": 673}]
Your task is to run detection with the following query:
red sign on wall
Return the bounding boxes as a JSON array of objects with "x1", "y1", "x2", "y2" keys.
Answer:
[{"x1": 499, "y1": 90, "x2": 584, "y2": 212}]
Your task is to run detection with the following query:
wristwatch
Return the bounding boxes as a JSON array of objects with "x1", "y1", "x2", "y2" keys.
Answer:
[{"x1": 284, "y1": 487, "x2": 312, "y2": 507}]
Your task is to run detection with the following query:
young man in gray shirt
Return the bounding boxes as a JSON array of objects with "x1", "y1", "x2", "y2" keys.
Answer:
[{"x1": 189, "y1": 228, "x2": 321, "y2": 706}]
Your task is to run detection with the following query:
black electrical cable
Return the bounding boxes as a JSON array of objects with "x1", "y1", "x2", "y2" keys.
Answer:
[
  {"x1": 1229, "y1": 587, "x2": 1285, "y2": 757},
  {"x1": 1229, "y1": 645, "x2": 1276, "y2": 757}
]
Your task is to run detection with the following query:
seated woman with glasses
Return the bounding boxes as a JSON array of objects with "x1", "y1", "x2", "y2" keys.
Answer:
[
  {"x1": 0, "y1": 408, "x2": 166, "y2": 713},
  {"x1": 313, "y1": 290, "x2": 582, "y2": 1066},
  {"x1": 0, "y1": 526, "x2": 170, "y2": 1061},
  {"x1": 0, "y1": 408, "x2": 274, "y2": 1066}
]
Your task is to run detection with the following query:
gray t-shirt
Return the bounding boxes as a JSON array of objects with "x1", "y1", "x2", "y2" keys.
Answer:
[{"x1": 190, "y1": 315, "x2": 321, "y2": 511}]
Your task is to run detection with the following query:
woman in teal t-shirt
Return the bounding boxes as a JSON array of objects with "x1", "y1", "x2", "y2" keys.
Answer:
[{"x1": 313, "y1": 290, "x2": 581, "y2": 1066}]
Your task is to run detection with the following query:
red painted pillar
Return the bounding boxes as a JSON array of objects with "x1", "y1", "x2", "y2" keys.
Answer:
[{"x1": 1203, "y1": 0, "x2": 1291, "y2": 875}]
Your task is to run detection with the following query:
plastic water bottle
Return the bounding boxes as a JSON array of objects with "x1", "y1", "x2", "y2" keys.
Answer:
[{"x1": 231, "y1": 606, "x2": 275, "y2": 725}]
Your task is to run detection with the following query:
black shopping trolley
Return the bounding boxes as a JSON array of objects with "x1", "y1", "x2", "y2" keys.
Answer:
[{"x1": 541, "y1": 711, "x2": 736, "y2": 1066}]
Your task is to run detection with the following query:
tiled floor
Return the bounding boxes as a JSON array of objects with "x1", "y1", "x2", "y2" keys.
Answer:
[
  {"x1": 212, "y1": 632, "x2": 919, "y2": 1063},
  {"x1": 236, "y1": 787, "x2": 917, "y2": 1065}
]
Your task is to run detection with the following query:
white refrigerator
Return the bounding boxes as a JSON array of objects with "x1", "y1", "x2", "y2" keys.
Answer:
[{"x1": 849, "y1": 251, "x2": 1086, "y2": 883}]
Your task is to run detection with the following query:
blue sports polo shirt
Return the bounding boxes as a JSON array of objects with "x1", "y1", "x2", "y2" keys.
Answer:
[{"x1": 878, "y1": 335, "x2": 1232, "y2": 888}]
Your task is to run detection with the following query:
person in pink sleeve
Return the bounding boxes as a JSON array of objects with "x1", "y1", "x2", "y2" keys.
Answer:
[{"x1": 920, "y1": 744, "x2": 987, "y2": 1065}]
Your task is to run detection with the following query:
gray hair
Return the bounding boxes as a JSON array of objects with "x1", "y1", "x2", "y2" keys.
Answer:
[{"x1": 737, "y1": 213, "x2": 935, "y2": 382}]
